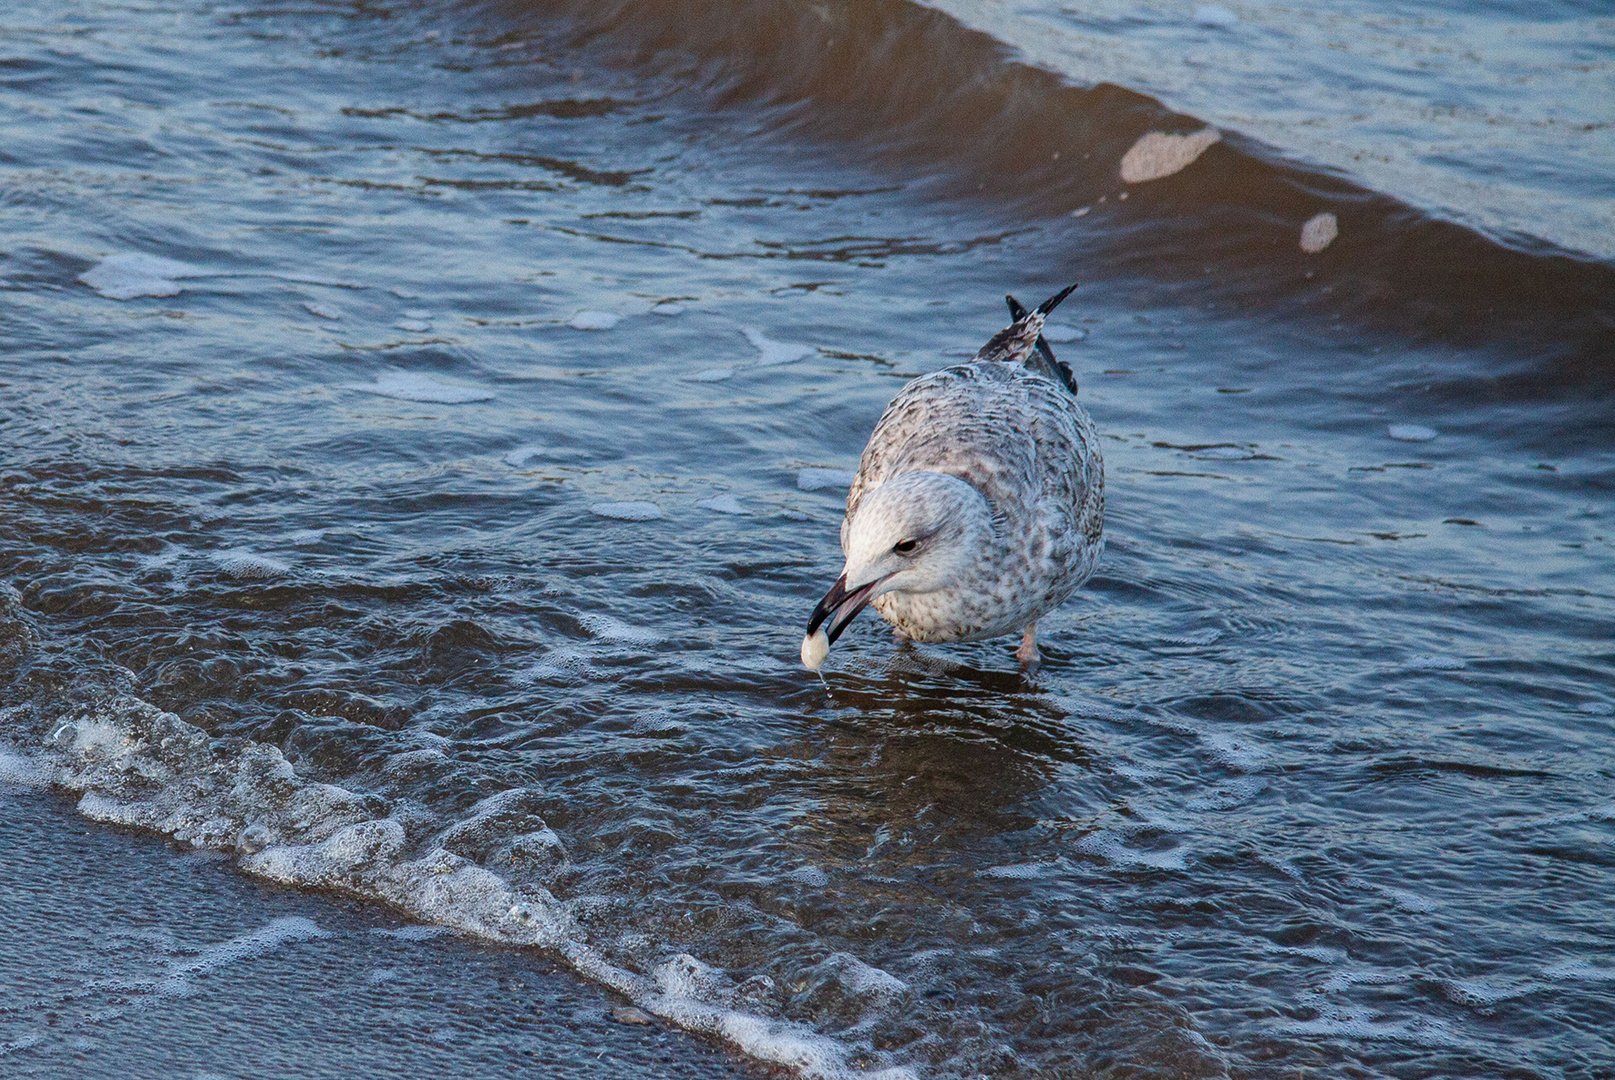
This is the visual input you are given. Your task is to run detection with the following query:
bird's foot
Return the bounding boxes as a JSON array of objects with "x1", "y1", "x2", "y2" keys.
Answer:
[
  {"x1": 1016, "y1": 624, "x2": 1041, "y2": 669},
  {"x1": 892, "y1": 627, "x2": 911, "y2": 644}
]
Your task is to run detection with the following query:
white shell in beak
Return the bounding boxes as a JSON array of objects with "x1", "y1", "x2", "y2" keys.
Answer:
[{"x1": 800, "y1": 630, "x2": 830, "y2": 671}]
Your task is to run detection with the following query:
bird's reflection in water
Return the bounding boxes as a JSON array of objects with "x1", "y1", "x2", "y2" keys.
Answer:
[{"x1": 780, "y1": 642, "x2": 1103, "y2": 875}]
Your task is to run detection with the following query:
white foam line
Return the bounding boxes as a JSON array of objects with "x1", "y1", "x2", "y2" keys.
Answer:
[
  {"x1": 21, "y1": 696, "x2": 906, "y2": 1080},
  {"x1": 158, "y1": 916, "x2": 329, "y2": 996}
]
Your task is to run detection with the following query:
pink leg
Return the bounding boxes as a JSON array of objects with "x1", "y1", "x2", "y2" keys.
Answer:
[{"x1": 1016, "y1": 623, "x2": 1041, "y2": 667}]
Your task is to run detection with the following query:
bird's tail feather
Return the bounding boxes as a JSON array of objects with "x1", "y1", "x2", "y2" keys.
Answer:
[{"x1": 978, "y1": 284, "x2": 1079, "y2": 394}]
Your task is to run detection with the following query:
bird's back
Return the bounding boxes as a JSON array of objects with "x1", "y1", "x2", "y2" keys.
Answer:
[{"x1": 844, "y1": 360, "x2": 1104, "y2": 639}]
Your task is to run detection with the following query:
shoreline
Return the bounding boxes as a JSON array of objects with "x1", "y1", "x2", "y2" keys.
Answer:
[{"x1": 0, "y1": 781, "x2": 759, "y2": 1080}]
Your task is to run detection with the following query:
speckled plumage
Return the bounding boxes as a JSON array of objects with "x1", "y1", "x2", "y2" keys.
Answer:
[
  {"x1": 847, "y1": 363, "x2": 1103, "y2": 640},
  {"x1": 809, "y1": 285, "x2": 1104, "y2": 658}
]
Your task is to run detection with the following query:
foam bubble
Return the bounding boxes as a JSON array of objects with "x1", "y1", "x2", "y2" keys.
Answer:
[
  {"x1": 1072, "y1": 831, "x2": 1188, "y2": 870},
  {"x1": 1405, "y1": 655, "x2": 1466, "y2": 670},
  {"x1": 504, "y1": 445, "x2": 545, "y2": 467},
  {"x1": 245, "y1": 819, "x2": 407, "y2": 885},
  {"x1": 1442, "y1": 977, "x2": 1537, "y2": 1007},
  {"x1": 1275, "y1": 943, "x2": 1346, "y2": 964},
  {"x1": 569, "y1": 309, "x2": 620, "y2": 331},
  {"x1": 1193, "y1": 4, "x2": 1239, "y2": 27},
  {"x1": 401, "y1": 309, "x2": 432, "y2": 320},
  {"x1": 655, "y1": 953, "x2": 736, "y2": 1005},
  {"x1": 345, "y1": 371, "x2": 495, "y2": 403},
  {"x1": 651, "y1": 302, "x2": 685, "y2": 316},
  {"x1": 1187, "y1": 776, "x2": 1266, "y2": 810},
  {"x1": 579, "y1": 613, "x2": 663, "y2": 646},
  {"x1": 1200, "y1": 732, "x2": 1269, "y2": 771},
  {"x1": 515, "y1": 647, "x2": 596, "y2": 683},
  {"x1": 684, "y1": 368, "x2": 735, "y2": 382},
  {"x1": 797, "y1": 468, "x2": 855, "y2": 491},
  {"x1": 742, "y1": 327, "x2": 814, "y2": 367},
  {"x1": 696, "y1": 493, "x2": 748, "y2": 514},
  {"x1": 212, "y1": 548, "x2": 292, "y2": 579},
  {"x1": 1279, "y1": 1007, "x2": 1462, "y2": 1046},
  {"x1": 1543, "y1": 957, "x2": 1615, "y2": 982},
  {"x1": 1164, "y1": 627, "x2": 1222, "y2": 645},
  {"x1": 977, "y1": 862, "x2": 1049, "y2": 880},
  {"x1": 303, "y1": 301, "x2": 341, "y2": 320},
  {"x1": 503, "y1": 445, "x2": 589, "y2": 467},
  {"x1": 389, "y1": 287, "x2": 418, "y2": 298},
  {"x1": 163, "y1": 916, "x2": 329, "y2": 986},
  {"x1": 1300, "y1": 211, "x2": 1339, "y2": 253},
  {"x1": 394, "y1": 318, "x2": 432, "y2": 332},
  {"x1": 0, "y1": 746, "x2": 48, "y2": 789},
  {"x1": 79, "y1": 252, "x2": 202, "y2": 300},
  {"x1": 809, "y1": 952, "x2": 909, "y2": 1005},
  {"x1": 1387, "y1": 423, "x2": 1438, "y2": 442},
  {"x1": 372, "y1": 924, "x2": 453, "y2": 940},
  {"x1": 1377, "y1": 885, "x2": 1436, "y2": 913},
  {"x1": 589, "y1": 501, "x2": 663, "y2": 521},
  {"x1": 1119, "y1": 129, "x2": 1221, "y2": 183},
  {"x1": 786, "y1": 865, "x2": 830, "y2": 887}
]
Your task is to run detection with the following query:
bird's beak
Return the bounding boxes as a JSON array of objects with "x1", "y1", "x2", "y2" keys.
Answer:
[{"x1": 805, "y1": 572, "x2": 883, "y2": 646}]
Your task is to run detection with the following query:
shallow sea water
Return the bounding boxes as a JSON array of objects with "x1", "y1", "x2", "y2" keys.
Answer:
[{"x1": 1, "y1": 1, "x2": 1612, "y2": 1078}]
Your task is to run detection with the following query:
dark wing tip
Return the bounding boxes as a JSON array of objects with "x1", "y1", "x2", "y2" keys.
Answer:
[
  {"x1": 1035, "y1": 282, "x2": 1079, "y2": 316},
  {"x1": 1006, "y1": 294, "x2": 1029, "y2": 321},
  {"x1": 1055, "y1": 359, "x2": 1079, "y2": 395}
]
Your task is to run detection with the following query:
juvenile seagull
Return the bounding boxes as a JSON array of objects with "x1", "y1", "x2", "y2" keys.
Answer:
[{"x1": 801, "y1": 284, "x2": 1103, "y2": 670}]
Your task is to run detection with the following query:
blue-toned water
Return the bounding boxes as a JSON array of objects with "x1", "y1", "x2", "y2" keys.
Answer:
[{"x1": 1, "y1": 1, "x2": 1611, "y2": 1077}]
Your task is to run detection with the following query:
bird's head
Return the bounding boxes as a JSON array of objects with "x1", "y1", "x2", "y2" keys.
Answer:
[{"x1": 801, "y1": 471, "x2": 992, "y2": 669}]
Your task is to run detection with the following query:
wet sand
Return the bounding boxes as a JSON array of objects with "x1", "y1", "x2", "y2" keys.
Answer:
[{"x1": 0, "y1": 782, "x2": 755, "y2": 1080}]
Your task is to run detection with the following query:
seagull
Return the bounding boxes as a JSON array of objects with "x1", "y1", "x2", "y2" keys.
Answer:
[{"x1": 801, "y1": 284, "x2": 1104, "y2": 670}]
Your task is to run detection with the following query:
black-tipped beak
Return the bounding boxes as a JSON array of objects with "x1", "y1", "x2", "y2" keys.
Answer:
[{"x1": 805, "y1": 573, "x2": 882, "y2": 645}]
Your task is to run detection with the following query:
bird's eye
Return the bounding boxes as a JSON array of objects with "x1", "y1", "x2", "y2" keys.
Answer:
[{"x1": 893, "y1": 538, "x2": 918, "y2": 555}]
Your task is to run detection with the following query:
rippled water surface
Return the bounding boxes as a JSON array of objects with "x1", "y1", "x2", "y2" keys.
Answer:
[
  {"x1": 923, "y1": 0, "x2": 1615, "y2": 259},
  {"x1": 1, "y1": 2, "x2": 1612, "y2": 1078}
]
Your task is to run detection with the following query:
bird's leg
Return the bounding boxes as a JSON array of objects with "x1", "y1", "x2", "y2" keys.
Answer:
[{"x1": 1016, "y1": 623, "x2": 1041, "y2": 668}]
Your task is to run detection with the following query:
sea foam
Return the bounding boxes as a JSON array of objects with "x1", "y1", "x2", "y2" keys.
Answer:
[
  {"x1": 1119, "y1": 129, "x2": 1221, "y2": 184},
  {"x1": 797, "y1": 468, "x2": 855, "y2": 491},
  {"x1": 79, "y1": 252, "x2": 206, "y2": 300},
  {"x1": 1301, "y1": 212, "x2": 1340, "y2": 253},
  {"x1": 345, "y1": 371, "x2": 495, "y2": 403},
  {"x1": 1387, "y1": 423, "x2": 1438, "y2": 442},
  {"x1": 5, "y1": 690, "x2": 932, "y2": 1080},
  {"x1": 0, "y1": 745, "x2": 48, "y2": 789},
  {"x1": 589, "y1": 501, "x2": 664, "y2": 520},
  {"x1": 742, "y1": 327, "x2": 815, "y2": 366},
  {"x1": 696, "y1": 493, "x2": 748, "y2": 514},
  {"x1": 569, "y1": 310, "x2": 620, "y2": 331}
]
